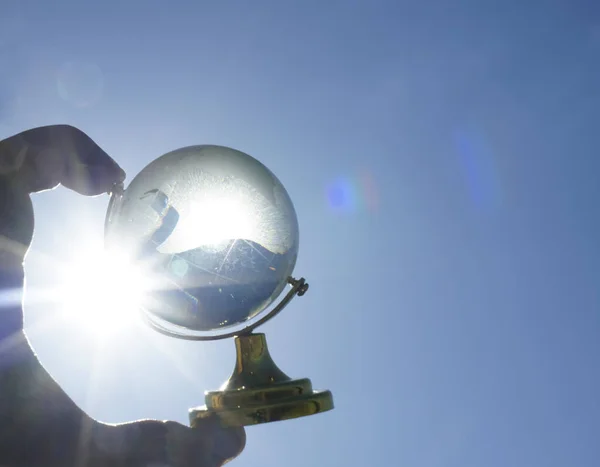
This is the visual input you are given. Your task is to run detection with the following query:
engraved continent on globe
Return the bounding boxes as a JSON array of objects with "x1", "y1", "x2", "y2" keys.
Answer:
[{"x1": 105, "y1": 145, "x2": 299, "y2": 335}]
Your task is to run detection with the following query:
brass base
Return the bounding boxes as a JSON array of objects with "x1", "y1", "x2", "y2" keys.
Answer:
[{"x1": 189, "y1": 333, "x2": 334, "y2": 428}]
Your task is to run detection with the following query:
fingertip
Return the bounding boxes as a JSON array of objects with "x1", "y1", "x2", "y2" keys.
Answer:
[
  {"x1": 116, "y1": 166, "x2": 126, "y2": 183},
  {"x1": 191, "y1": 416, "x2": 246, "y2": 465},
  {"x1": 212, "y1": 425, "x2": 246, "y2": 465},
  {"x1": 57, "y1": 123, "x2": 126, "y2": 192},
  {"x1": 104, "y1": 164, "x2": 126, "y2": 192}
]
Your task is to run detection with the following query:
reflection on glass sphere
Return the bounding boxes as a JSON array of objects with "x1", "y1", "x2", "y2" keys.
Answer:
[{"x1": 105, "y1": 145, "x2": 299, "y2": 335}]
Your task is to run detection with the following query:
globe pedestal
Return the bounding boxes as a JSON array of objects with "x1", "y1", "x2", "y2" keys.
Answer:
[{"x1": 189, "y1": 333, "x2": 334, "y2": 427}]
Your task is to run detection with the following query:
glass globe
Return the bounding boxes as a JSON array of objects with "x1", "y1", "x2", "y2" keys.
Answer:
[{"x1": 105, "y1": 145, "x2": 299, "y2": 337}]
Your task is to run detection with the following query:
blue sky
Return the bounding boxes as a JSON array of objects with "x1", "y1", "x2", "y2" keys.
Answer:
[{"x1": 2, "y1": 1, "x2": 600, "y2": 466}]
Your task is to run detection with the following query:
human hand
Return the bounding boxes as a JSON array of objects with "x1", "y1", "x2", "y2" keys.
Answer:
[{"x1": 0, "y1": 125, "x2": 245, "y2": 466}]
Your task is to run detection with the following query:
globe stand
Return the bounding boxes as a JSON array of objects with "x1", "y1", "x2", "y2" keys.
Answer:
[
  {"x1": 104, "y1": 144, "x2": 335, "y2": 431},
  {"x1": 189, "y1": 333, "x2": 334, "y2": 428}
]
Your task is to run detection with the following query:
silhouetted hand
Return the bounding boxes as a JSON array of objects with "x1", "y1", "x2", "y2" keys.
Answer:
[{"x1": 0, "y1": 125, "x2": 245, "y2": 466}]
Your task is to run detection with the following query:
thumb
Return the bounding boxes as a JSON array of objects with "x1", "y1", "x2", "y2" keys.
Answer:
[{"x1": 165, "y1": 418, "x2": 246, "y2": 467}]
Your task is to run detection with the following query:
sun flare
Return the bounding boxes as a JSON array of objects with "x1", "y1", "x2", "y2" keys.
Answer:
[{"x1": 56, "y1": 247, "x2": 150, "y2": 338}]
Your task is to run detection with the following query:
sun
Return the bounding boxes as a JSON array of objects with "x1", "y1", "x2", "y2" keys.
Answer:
[{"x1": 55, "y1": 246, "x2": 150, "y2": 339}]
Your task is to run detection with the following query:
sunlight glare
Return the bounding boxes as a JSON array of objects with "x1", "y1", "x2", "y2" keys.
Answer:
[
  {"x1": 57, "y1": 248, "x2": 149, "y2": 338},
  {"x1": 166, "y1": 195, "x2": 256, "y2": 253}
]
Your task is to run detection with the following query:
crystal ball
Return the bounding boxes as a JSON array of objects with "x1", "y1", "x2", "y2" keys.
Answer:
[{"x1": 104, "y1": 145, "x2": 299, "y2": 335}]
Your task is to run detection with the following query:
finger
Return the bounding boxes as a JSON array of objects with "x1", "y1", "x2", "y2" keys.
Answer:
[
  {"x1": 1, "y1": 125, "x2": 125, "y2": 195},
  {"x1": 175, "y1": 416, "x2": 246, "y2": 466},
  {"x1": 210, "y1": 424, "x2": 246, "y2": 466}
]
